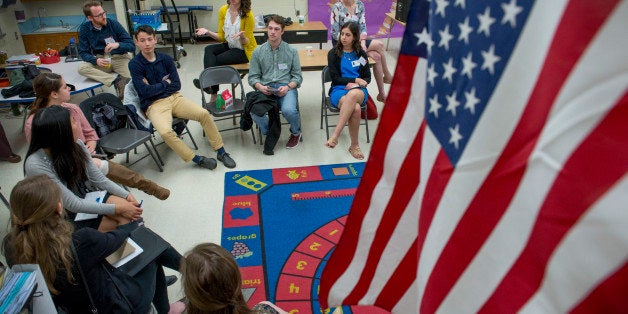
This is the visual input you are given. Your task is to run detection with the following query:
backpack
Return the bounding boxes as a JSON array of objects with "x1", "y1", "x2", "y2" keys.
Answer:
[{"x1": 79, "y1": 93, "x2": 128, "y2": 138}]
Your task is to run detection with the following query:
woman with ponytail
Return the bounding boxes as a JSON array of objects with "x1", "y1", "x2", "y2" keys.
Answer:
[{"x1": 2, "y1": 175, "x2": 183, "y2": 313}]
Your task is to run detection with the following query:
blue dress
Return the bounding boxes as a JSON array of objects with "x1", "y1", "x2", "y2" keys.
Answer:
[{"x1": 329, "y1": 51, "x2": 368, "y2": 108}]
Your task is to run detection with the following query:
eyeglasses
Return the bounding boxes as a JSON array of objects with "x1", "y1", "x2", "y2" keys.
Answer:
[{"x1": 93, "y1": 10, "x2": 107, "y2": 18}]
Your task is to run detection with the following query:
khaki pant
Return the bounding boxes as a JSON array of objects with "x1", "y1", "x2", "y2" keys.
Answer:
[
  {"x1": 146, "y1": 92, "x2": 223, "y2": 162},
  {"x1": 78, "y1": 53, "x2": 131, "y2": 86}
]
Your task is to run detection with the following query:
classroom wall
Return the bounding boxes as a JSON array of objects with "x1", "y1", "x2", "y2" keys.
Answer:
[{"x1": 0, "y1": 0, "x2": 311, "y2": 56}]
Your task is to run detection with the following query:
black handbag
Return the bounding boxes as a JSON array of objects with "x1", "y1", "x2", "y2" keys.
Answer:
[
  {"x1": 70, "y1": 243, "x2": 99, "y2": 314},
  {"x1": 71, "y1": 243, "x2": 136, "y2": 313}
]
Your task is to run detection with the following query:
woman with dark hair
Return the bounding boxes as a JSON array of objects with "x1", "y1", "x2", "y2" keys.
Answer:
[
  {"x1": 2, "y1": 175, "x2": 183, "y2": 313},
  {"x1": 330, "y1": 0, "x2": 392, "y2": 102},
  {"x1": 25, "y1": 105, "x2": 141, "y2": 231},
  {"x1": 193, "y1": 0, "x2": 257, "y2": 102},
  {"x1": 325, "y1": 21, "x2": 371, "y2": 160},
  {"x1": 177, "y1": 242, "x2": 285, "y2": 314},
  {"x1": 24, "y1": 72, "x2": 170, "y2": 200}
]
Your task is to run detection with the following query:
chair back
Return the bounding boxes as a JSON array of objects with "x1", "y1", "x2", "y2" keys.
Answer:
[
  {"x1": 199, "y1": 66, "x2": 246, "y2": 116},
  {"x1": 321, "y1": 66, "x2": 336, "y2": 112},
  {"x1": 79, "y1": 93, "x2": 127, "y2": 138},
  {"x1": 199, "y1": 66, "x2": 245, "y2": 107}
]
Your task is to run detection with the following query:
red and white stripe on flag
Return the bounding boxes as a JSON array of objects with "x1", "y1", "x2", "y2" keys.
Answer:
[{"x1": 319, "y1": 0, "x2": 628, "y2": 313}]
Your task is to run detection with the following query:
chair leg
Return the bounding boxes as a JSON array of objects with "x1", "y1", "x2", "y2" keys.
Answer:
[
  {"x1": 21, "y1": 103, "x2": 31, "y2": 133},
  {"x1": 144, "y1": 142, "x2": 164, "y2": 172},
  {"x1": 324, "y1": 109, "x2": 331, "y2": 140},
  {"x1": 250, "y1": 128, "x2": 257, "y2": 145},
  {"x1": 320, "y1": 102, "x2": 324, "y2": 129},
  {"x1": 257, "y1": 125, "x2": 264, "y2": 145},
  {"x1": 149, "y1": 138, "x2": 165, "y2": 166},
  {"x1": 185, "y1": 125, "x2": 199, "y2": 150}
]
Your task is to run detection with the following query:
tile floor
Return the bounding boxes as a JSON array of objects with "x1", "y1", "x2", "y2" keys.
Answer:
[{"x1": 0, "y1": 38, "x2": 401, "y2": 301}]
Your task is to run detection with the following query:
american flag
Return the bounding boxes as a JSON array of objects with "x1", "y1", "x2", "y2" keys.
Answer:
[{"x1": 319, "y1": 0, "x2": 628, "y2": 312}]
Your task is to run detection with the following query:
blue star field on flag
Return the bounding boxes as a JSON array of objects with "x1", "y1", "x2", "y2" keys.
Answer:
[{"x1": 421, "y1": 0, "x2": 533, "y2": 165}]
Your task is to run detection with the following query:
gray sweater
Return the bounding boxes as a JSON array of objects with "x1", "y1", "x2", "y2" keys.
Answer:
[{"x1": 24, "y1": 141, "x2": 128, "y2": 215}]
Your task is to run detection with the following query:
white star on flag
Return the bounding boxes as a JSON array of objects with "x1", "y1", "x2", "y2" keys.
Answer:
[
  {"x1": 427, "y1": 63, "x2": 438, "y2": 86},
  {"x1": 438, "y1": 25, "x2": 454, "y2": 50},
  {"x1": 415, "y1": 28, "x2": 434, "y2": 53},
  {"x1": 429, "y1": 94, "x2": 442, "y2": 118},
  {"x1": 461, "y1": 52, "x2": 477, "y2": 78},
  {"x1": 464, "y1": 87, "x2": 481, "y2": 114},
  {"x1": 501, "y1": 0, "x2": 523, "y2": 28},
  {"x1": 458, "y1": 17, "x2": 473, "y2": 44},
  {"x1": 442, "y1": 57, "x2": 457, "y2": 83},
  {"x1": 477, "y1": 7, "x2": 496, "y2": 37},
  {"x1": 481, "y1": 44, "x2": 501, "y2": 74},
  {"x1": 448, "y1": 124, "x2": 463, "y2": 149},
  {"x1": 446, "y1": 91, "x2": 461, "y2": 116},
  {"x1": 435, "y1": 0, "x2": 450, "y2": 17}
]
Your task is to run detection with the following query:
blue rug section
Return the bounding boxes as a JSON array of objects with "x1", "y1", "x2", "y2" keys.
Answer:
[{"x1": 222, "y1": 162, "x2": 365, "y2": 313}]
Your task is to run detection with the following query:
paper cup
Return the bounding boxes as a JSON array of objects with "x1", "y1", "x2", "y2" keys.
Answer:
[{"x1": 306, "y1": 46, "x2": 313, "y2": 56}]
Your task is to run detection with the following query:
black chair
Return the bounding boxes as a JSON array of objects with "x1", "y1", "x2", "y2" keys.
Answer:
[
  {"x1": 199, "y1": 65, "x2": 256, "y2": 144},
  {"x1": 80, "y1": 93, "x2": 164, "y2": 172},
  {"x1": 320, "y1": 66, "x2": 370, "y2": 143}
]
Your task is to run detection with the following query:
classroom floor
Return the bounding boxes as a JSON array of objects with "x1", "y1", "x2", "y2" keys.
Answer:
[{"x1": 0, "y1": 37, "x2": 401, "y2": 302}]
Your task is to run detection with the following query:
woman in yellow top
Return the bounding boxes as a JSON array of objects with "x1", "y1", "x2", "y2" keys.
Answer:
[{"x1": 194, "y1": 0, "x2": 257, "y2": 101}]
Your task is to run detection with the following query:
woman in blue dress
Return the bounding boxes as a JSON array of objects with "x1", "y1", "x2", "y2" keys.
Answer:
[{"x1": 325, "y1": 21, "x2": 371, "y2": 160}]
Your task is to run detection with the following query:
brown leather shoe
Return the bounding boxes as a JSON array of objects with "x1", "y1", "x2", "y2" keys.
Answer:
[{"x1": 0, "y1": 154, "x2": 21, "y2": 163}]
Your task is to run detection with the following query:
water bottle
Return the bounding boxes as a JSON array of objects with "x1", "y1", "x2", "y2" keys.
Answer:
[
  {"x1": 67, "y1": 38, "x2": 80, "y2": 62},
  {"x1": 215, "y1": 94, "x2": 225, "y2": 111}
]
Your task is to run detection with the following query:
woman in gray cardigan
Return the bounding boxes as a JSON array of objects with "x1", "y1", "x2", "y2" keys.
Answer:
[{"x1": 24, "y1": 105, "x2": 142, "y2": 231}]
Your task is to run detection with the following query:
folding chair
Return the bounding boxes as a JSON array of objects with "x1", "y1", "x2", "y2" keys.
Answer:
[
  {"x1": 79, "y1": 93, "x2": 164, "y2": 172},
  {"x1": 320, "y1": 66, "x2": 370, "y2": 143},
  {"x1": 199, "y1": 65, "x2": 256, "y2": 144}
]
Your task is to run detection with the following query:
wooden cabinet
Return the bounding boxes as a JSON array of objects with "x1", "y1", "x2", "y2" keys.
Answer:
[{"x1": 22, "y1": 32, "x2": 79, "y2": 54}]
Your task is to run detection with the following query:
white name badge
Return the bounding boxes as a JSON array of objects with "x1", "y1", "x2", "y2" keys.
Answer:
[
  {"x1": 358, "y1": 57, "x2": 367, "y2": 66},
  {"x1": 351, "y1": 60, "x2": 361, "y2": 67},
  {"x1": 278, "y1": 63, "x2": 288, "y2": 70}
]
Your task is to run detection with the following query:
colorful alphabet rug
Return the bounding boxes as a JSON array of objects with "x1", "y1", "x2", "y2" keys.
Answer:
[{"x1": 221, "y1": 163, "x2": 388, "y2": 314}]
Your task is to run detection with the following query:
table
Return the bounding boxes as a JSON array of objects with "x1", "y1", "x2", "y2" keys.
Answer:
[
  {"x1": 385, "y1": 12, "x2": 406, "y2": 50},
  {"x1": 0, "y1": 57, "x2": 103, "y2": 104},
  {"x1": 231, "y1": 49, "x2": 375, "y2": 76},
  {"x1": 253, "y1": 21, "x2": 328, "y2": 49}
]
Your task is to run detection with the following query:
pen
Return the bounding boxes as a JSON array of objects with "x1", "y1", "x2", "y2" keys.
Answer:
[{"x1": 139, "y1": 200, "x2": 143, "y2": 207}]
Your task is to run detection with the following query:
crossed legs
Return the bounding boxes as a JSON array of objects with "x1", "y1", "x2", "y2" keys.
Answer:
[{"x1": 326, "y1": 89, "x2": 364, "y2": 159}]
